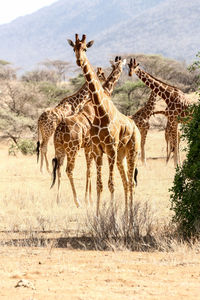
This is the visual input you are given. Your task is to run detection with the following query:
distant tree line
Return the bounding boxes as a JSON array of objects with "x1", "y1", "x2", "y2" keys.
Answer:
[{"x1": 0, "y1": 54, "x2": 199, "y2": 154}]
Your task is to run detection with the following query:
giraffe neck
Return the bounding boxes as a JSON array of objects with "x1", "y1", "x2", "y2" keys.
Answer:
[
  {"x1": 146, "y1": 91, "x2": 157, "y2": 110},
  {"x1": 135, "y1": 67, "x2": 178, "y2": 103},
  {"x1": 81, "y1": 57, "x2": 106, "y2": 109},
  {"x1": 102, "y1": 65, "x2": 122, "y2": 95},
  {"x1": 57, "y1": 82, "x2": 89, "y2": 108}
]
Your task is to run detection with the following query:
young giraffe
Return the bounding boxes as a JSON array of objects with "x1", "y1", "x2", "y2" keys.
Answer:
[
  {"x1": 128, "y1": 58, "x2": 192, "y2": 166},
  {"x1": 37, "y1": 67, "x2": 106, "y2": 173},
  {"x1": 67, "y1": 34, "x2": 140, "y2": 216},
  {"x1": 129, "y1": 91, "x2": 157, "y2": 164},
  {"x1": 51, "y1": 57, "x2": 126, "y2": 207}
]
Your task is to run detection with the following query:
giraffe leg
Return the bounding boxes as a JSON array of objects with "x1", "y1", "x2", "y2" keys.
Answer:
[
  {"x1": 84, "y1": 147, "x2": 93, "y2": 206},
  {"x1": 93, "y1": 147, "x2": 103, "y2": 217},
  {"x1": 66, "y1": 151, "x2": 80, "y2": 208},
  {"x1": 40, "y1": 138, "x2": 50, "y2": 174},
  {"x1": 172, "y1": 124, "x2": 179, "y2": 167},
  {"x1": 177, "y1": 129, "x2": 181, "y2": 165},
  {"x1": 106, "y1": 147, "x2": 116, "y2": 205},
  {"x1": 140, "y1": 128, "x2": 148, "y2": 165},
  {"x1": 165, "y1": 128, "x2": 170, "y2": 164},
  {"x1": 117, "y1": 149, "x2": 128, "y2": 214},
  {"x1": 56, "y1": 155, "x2": 64, "y2": 204},
  {"x1": 126, "y1": 147, "x2": 138, "y2": 214}
]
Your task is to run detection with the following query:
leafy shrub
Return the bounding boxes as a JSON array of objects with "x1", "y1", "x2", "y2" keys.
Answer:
[
  {"x1": 9, "y1": 139, "x2": 36, "y2": 155},
  {"x1": 170, "y1": 100, "x2": 200, "y2": 238},
  {"x1": 170, "y1": 52, "x2": 200, "y2": 239},
  {"x1": 38, "y1": 81, "x2": 70, "y2": 104}
]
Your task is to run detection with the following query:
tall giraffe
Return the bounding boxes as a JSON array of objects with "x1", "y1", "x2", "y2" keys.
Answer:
[
  {"x1": 37, "y1": 67, "x2": 106, "y2": 173},
  {"x1": 51, "y1": 57, "x2": 126, "y2": 207},
  {"x1": 128, "y1": 58, "x2": 191, "y2": 165},
  {"x1": 129, "y1": 91, "x2": 157, "y2": 164},
  {"x1": 67, "y1": 34, "x2": 140, "y2": 216}
]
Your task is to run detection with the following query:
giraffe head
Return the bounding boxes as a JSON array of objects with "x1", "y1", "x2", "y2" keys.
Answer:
[
  {"x1": 96, "y1": 67, "x2": 107, "y2": 82},
  {"x1": 110, "y1": 56, "x2": 126, "y2": 71},
  {"x1": 128, "y1": 58, "x2": 139, "y2": 76},
  {"x1": 67, "y1": 34, "x2": 94, "y2": 67}
]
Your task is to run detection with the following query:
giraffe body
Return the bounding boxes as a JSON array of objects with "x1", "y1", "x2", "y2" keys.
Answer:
[
  {"x1": 37, "y1": 70, "x2": 106, "y2": 173},
  {"x1": 51, "y1": 56, "x2": 127, "y2": 207},
  {"x1": 129, "y1": 91, "x2": 157, "y2": 164},
  {"x1": 52, "y1": 102, "x2": 94, "y2": 206},
  {"x1": 68, "y1": 34, "x2": 140, "y2": 216},
  {"x1": 128, "y1": 58, "x2": 191, "y2": 166}
]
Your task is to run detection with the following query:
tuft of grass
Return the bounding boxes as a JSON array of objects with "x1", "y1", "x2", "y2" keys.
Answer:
[{"x1": 84, "y1": 200, "x2": 177, "y2": 251}]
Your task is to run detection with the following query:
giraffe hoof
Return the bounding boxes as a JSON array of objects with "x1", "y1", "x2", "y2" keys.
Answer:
[{"x1": 75, "y1": 198, "x2": 81, "y2": 208}]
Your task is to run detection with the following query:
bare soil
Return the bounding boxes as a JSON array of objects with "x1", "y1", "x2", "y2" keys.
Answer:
[{"x1": 0, "y1": 247, "x2": 200, "y2": 300}]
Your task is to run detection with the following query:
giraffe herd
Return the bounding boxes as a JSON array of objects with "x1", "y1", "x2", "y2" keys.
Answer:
[{"x1": 37, "y1": 34, "x2": 193, "y2": 216}]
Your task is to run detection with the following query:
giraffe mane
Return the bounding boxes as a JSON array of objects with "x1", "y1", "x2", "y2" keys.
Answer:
[{"x1": 140, "y1": 67, "x2": 181, "y2": 92}]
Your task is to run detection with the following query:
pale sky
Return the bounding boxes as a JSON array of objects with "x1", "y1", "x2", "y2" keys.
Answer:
[{"x1": 0, "y1": 0, "x2": 58, "y2": 25}]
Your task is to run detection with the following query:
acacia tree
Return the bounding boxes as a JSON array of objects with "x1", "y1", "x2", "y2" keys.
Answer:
[
  {"x1": 0, "y1": 60, "x2": 17, "y2": 80},
  {"x1": 112, "y1": 80, "x2": 147, "y2": 115},
  {"x1": 170, "y1": 52, "x2": 200, "y2": 238},
  {"x1": 39, "y1": 59, "x2": 72, "y2": 82}
]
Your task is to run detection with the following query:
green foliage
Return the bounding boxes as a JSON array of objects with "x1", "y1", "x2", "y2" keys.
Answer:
[
  {"x1": 112, "y1": 80, "x2": 147, "y2": 115},
  {"x1": 170, "y1": 53, "x2": 200, "y2": 239},
  {"x1": 9, "y1": 139, "x2": 36, "y2": 156},
  {"x1": 188, "y1": 51, "x2": 200, "y2": 88},
  {"x1": 38, "y1": 82, "x2": 70, "y2": 104},
  {"x1": 170, "y1": 100, "x2": 200, "y2": 238},
  {"x1": 69, "y1": 73, "x2": 85, "y2": 91}
]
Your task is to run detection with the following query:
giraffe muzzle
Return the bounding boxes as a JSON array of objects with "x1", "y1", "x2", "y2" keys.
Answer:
[{"x1": 76, "y1": 59, "x2": 81, "y2": 67}]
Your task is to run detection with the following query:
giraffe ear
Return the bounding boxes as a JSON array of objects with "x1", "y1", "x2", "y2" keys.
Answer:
[
  {"x1": 67, "y1": 39, "x2": 75, "y2": 47},
  {"x1": 109, "y1": 59, "x2": 115, "y2": 67},
  {"x1": 86, "y1": 40, "x2": 94, "y2": 48}
]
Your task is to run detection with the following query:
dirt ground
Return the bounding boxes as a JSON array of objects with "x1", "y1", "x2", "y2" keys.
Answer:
[
  {"x1": 0, "y1": 246, "x2": 200, "y2": 300},
  {"x1": 0, "y1": 122, "x2": 200, "y2": 299}
]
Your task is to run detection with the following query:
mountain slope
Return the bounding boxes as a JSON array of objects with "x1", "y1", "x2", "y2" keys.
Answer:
[{"x1": 0, "y1": 0, "x2": 199, "y2": 72}]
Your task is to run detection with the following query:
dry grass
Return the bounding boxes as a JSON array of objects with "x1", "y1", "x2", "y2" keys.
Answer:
[
  {"x1": 0, "y1": 129, "x2": 174, "y2": 230},
  {"x1": 0, "y1": 128, "x2": 185, "y2": 249}
]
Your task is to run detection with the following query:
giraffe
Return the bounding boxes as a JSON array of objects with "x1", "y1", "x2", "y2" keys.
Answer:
[
  {"x1": 37, "y1": 67, "x2": 106, "y2": 173},
  {"x1": 129, "y1": 91, "x2": 158, "y2": 164},
  {"x1": 50, "y1": 56, "x2": 127, "y2": 207},
  {"x1": 67, "y1": 34, "x2": 140, "y2": 216},
  {"x1": 153, "y1": 110, "x2": 181, "y2": 164},
  {"x1": 128, "y1": 58, "x2": 192, "y2": 166}
]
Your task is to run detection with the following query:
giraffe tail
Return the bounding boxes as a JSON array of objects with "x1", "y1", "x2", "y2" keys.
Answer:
[
  {"x1": 36, "y1": 141, "x2": 40, "y2": 163},
  {"x1": 36, "y1": 122, "x2": 41, "y2": 163},
  {"x1": 50, "y1": 158, "x2": 58, "y2": 189},
  {"x1": 134, "y1": 167, "x2": 138, "y2": 186}
]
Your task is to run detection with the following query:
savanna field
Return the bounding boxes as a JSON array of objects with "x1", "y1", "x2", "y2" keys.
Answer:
[
  {"x1": 1, "y1": 107, "x2": 200, "y2": 299},
  {"x1": 0, "y1": 44, "x2": 200, "y2": 298},
  {"x1": 1, "y1": 0, "x2": 200, "y2": 298}
]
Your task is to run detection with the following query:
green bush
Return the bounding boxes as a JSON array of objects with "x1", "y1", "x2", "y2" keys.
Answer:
[
  {"x1": 170, "y1": 100, "x2": 200, "y2": 238},
  {"x1": 9, "y1": 139, "x2": 36, "y2": 156}
]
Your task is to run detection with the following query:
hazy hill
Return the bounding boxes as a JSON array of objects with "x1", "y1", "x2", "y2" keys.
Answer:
[{"x1": 0, "y1": 0, "x2": 199, "y2": 72}]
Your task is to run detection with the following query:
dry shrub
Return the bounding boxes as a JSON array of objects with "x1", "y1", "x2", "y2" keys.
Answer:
[
  {"x1": 85, "y1": 200, "x2": 176, "y2": 251},
  {"x1": 150, "y1": 114, "x2": 167, "y2": 131}
]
